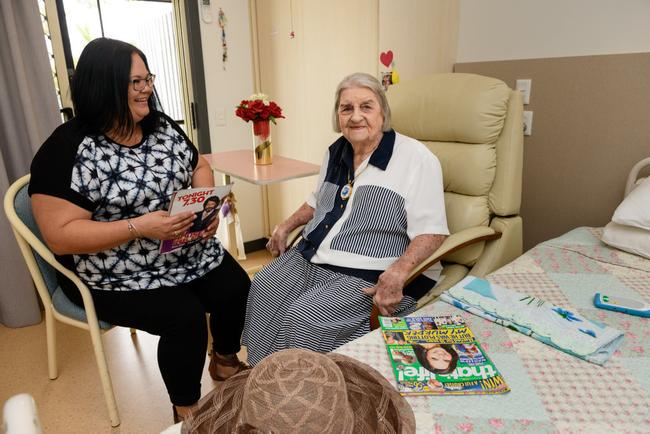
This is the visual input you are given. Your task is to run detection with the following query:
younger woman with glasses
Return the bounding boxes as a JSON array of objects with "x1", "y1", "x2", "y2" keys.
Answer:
[{"x1": 29, "y1": 37, "x2": 250, "y2": 422}]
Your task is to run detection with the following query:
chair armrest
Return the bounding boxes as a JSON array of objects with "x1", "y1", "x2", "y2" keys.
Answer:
[
  {"x1": 370, "y1": 226, "x2": 502, "y2": 330},
  {"x1": 287, "y1": 224, "x2": 306, "y2": 248},
  {"x1": 405, "y1": 226, "x2": 502, "y2": 285}
]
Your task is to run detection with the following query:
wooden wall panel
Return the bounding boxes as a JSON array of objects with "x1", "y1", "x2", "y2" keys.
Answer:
[
  {"x1": 379, "y1": 0, "x2": 458, "y2": 78},
  {"x1": 253, "y1": 0, "x2": 458, "y2": 230},
  {"x1": 253, "y1": 0, "x2": 378, "y2": 230}
]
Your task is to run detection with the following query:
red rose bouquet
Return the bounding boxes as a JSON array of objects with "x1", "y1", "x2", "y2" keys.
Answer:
[{"x1": 235, "y1": 93, "x2": 285, "y2": 124}]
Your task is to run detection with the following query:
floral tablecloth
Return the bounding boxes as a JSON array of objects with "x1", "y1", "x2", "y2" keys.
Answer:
[{"x1": 335, "y1": 227, "x2": 650, "y2": 433}]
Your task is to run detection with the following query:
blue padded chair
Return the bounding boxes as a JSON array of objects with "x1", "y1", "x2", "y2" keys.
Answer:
[{"x1": 4, "y1": 174, "x2": 126, "y2": 427}]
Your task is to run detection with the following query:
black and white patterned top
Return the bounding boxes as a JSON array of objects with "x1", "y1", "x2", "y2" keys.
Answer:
[
  {"x1": 297, "y1": 130, "x2": 448, "y2": 282},
  {"x1": 29, "y1": 112, "x2": 224, "y2": 292}
]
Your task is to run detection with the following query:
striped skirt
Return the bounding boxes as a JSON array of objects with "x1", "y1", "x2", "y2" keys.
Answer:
[{"x1": 242, "y1": 248, "x2": 417, "y2": 366}]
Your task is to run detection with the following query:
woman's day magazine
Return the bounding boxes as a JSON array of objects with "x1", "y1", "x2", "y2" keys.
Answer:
[
  {"x1": 379, "y1": 315, "x2": 510, "y2": 396},
  {"x1": 160, "y1": 184, "x2": 233, "y2": 254}
]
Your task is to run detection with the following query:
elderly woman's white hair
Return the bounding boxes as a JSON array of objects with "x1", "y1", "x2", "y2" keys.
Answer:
[{"x1": 332, "y1": 72, "x2": 392, "y2": 133}]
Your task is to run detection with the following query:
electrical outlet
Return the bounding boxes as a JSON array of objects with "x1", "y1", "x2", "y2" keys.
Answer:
[
  {"x1": 215, "y1": 107, "x2": 226, "y2": 126},
  {"x1": 523, "y1": 111, "x2": 533, "y2": 136},
  {"x1": 516, "y1": 79, "x2": 532, "y2": 105}
]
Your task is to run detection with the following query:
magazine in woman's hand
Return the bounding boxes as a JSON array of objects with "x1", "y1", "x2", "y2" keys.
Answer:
[
  {"x1": 379, "y1": 315, "x2": 510, "y2": 396},
  {"x1": 160, "y1": 184, "x2": 233, "y2": 254}
]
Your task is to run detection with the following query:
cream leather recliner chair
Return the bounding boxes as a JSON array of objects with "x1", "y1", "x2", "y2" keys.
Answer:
[{"x1": 387, "y1": 72, "x2": 524, "y2": 308}]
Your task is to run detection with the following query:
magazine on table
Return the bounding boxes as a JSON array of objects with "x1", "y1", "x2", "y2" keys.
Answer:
[
  {"x1": 379, "y1": 315, "x2": 510, "y2": 396},
  {"x1": 159, "y1": 184, "x2": 233, "y2": 254}
]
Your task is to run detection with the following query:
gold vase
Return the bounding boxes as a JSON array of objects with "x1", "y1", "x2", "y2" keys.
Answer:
[{"x1": 252, "y1": 119, "x2": 272, "y2": 165}]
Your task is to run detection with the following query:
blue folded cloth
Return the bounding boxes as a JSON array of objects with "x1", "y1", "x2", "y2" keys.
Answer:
[{"x1": 440, "y1": 276, "x2": 624, "y2": 365}]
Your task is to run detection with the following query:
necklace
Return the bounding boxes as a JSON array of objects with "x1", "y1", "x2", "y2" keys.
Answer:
[
  {"x1": 340, "y1": 161, "x2": 371, "y2": 200},
  {"x1": 340, "y1": 142, "x2": 380, "y2": 200}
]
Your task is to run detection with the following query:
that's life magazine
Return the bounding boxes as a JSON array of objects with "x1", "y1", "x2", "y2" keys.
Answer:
[
  {"x1": 160, "y1": 184, "x2": 232, "y2": 254},
  {"x1": 380, "y1": 315, "x2": 510, "y2": 396}
]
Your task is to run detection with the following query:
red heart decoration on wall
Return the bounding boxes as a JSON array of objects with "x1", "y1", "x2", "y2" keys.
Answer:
[{"x1": 380, "y1": 50, "x2": 393, "y2": 67}]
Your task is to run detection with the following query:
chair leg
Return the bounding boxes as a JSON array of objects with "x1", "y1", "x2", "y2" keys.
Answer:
[
  {"x1": 88, "y1": 325, "x2": 120, "y2": 427},
  {"x1": 44, "y1": 309, "x2": 58, "y2": 380},
  {"x1": 206, "y1": 313, "x2": 213, "y2": 356}
]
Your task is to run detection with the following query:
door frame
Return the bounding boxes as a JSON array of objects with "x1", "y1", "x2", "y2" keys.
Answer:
[
  {"x1": 173, "y1": 0, "x2": 211, "y2": 153},
  {"x1": 43, "y1": 0, "x2": 73, "y2": 117}
]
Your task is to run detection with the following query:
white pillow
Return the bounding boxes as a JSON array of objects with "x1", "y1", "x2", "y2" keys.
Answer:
[
  {"x1": 612, "y1": 176, "x2": 650, "y2": 230},
  {"x1": 601, "y1": 221, "x2": 650, "y2": 259}
]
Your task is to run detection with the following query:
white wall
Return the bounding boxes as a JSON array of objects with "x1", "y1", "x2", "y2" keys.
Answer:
[
  {"x1": 458, "y1": 0, "x2": 650, "y2": 62},
  {"x1": 199, "y1": 0, "x2": 264, "y2": 241}
]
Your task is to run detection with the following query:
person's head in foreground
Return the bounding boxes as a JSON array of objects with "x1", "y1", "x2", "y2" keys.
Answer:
[
  {"x1": 412, "y1": 343, "x2": 459, "y2": 374},
  {"x1": 183, "y1": 348, "x2": 415, "y2": 433}
]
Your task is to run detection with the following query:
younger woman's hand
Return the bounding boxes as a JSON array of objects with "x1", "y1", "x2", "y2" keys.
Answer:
[
  {"x1": 201, "y1": 215, "x2": 220, "y2": 240},
  {"x1": 134, "y1": 210, "x2": 195, "y2": 240}
]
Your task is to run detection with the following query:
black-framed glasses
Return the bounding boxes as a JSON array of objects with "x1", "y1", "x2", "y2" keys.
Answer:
[{"x1": 130, "y1": 74, "x2": 156, "y2": 91}]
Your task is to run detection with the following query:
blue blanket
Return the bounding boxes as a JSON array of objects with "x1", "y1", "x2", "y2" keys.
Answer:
[{"x1": 441, "y1": 276, "x2": 625, "y2": 365}]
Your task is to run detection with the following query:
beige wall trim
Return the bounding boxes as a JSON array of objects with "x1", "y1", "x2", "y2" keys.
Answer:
[
  {"x1": 456, "y1": 52, "x2": 650, "y2": 251},
  {"x1": 249, "y1": 0, "x2": 262, "y2": 93}
]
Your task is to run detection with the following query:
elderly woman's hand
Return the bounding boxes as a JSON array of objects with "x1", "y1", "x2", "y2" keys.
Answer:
[
  {"x1": 134, "y1": 210, "x2": 196, "y2": 240},
  {"x1": 363, "y1": 268, "x2": 408, "y2": 316},
  {"x1": 266, "y1": 224, "x2": 289, "y2": 257}
]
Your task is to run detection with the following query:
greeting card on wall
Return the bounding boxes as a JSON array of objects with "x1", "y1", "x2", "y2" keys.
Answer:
[{"x1": 379, "y1": 49, "x2": 400, "y2": 90}]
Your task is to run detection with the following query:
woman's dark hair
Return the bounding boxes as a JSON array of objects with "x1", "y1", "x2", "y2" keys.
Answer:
[
  {"x1": 70, "y1": 37, "x2": 161, "y2": 137},
  {"x1": 412, "y1": 344, "x2": 459, "y2": 374}
]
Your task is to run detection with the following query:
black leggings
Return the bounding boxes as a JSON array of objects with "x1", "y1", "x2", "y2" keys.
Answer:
[{"x1": 64, "y1": 251, "x2": 250, "y2": 406}]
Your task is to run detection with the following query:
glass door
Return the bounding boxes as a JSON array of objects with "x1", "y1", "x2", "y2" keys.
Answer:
[
  {"x1": 42, "y1": 0, "x2": 212, "y2": 151},
  {"x1": 56, "y1": 0, "x2": 185, "y2": 126}
]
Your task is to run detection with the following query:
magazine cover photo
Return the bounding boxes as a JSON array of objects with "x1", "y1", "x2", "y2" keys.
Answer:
[
  {"x1": 380, "y1": 315, "x2": 510, "y2": 396},
  {"x1": 160, "y1": 184, "x2": 232, "y2": 254}
]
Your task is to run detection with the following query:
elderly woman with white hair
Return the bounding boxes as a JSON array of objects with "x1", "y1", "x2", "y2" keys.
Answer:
[{"x1": 242, "y1": 72, "x2": 449, "y2": 365}]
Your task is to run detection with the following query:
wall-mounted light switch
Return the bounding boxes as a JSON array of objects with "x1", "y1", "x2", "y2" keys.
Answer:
[
  {"x1": 523, "y1": 110, "x2": 533, "y2": 136},
  {"x1": 516, "y1": 79, "x2": 532, "y2": 105},
  {"x1": 215, "y1": 107, "x2": 226, "y2": 126}
]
